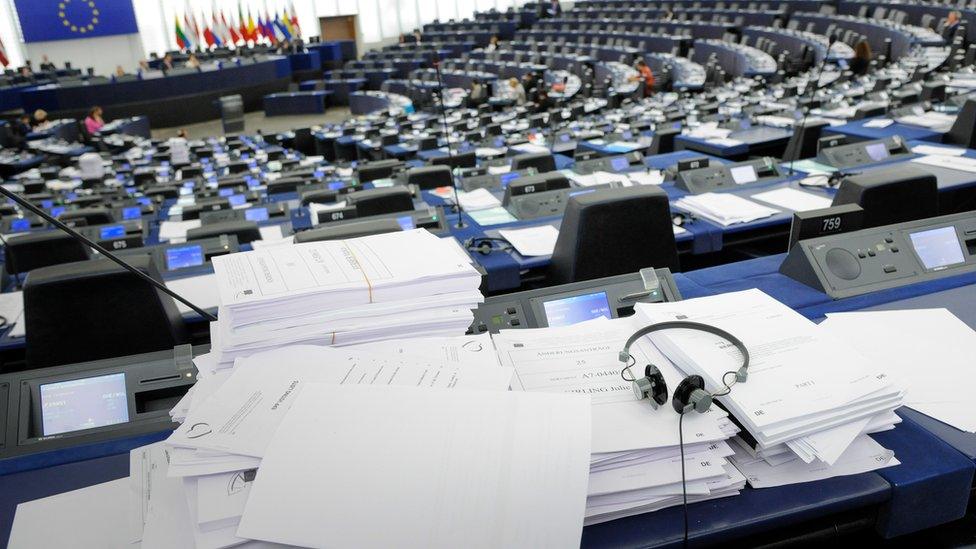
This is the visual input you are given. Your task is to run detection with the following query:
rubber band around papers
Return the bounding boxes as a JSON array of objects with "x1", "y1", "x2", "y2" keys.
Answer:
[{"x1": 342, "y1": 241, "x2": 374, "y2": 304}]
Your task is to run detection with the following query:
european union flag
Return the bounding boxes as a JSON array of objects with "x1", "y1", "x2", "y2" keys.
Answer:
[{"x1": 15, "y1": 0, "x2": 138, "y2": 43}]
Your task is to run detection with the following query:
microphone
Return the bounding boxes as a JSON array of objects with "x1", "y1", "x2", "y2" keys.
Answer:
[
  {"x1": 787, "y1": 31, "x2": 837, "y2": 177},
  {"x1": 430, "y1": 51, "x2": 466, "y2": 229},
  {"x1": 0, "y1": 184, "x2": 218, "y2": 322}
]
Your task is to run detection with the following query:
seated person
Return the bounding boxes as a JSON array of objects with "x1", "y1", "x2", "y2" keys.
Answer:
[
  {"x1": 39, "y1": 55, "x2": 57, "y2": 72},
  {"x1": 84, "y1": 106, "x2": 105, "y2": 135},
  {"x1": 630, "y1": 59, "x2": 655, "y2": 97},
  {"x1": 186, "y1": 53, "x2": 201, "y2": 69},
  {"x1": 31, "y1": 109, "x2": 51, "y2": 131},
  {"x1": 114, "y1": 65, "x2": 127, "y2": 78}
]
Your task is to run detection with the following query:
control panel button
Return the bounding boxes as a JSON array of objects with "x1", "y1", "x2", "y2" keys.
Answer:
[
  {"x1": 884, "y1": 237, "x2": 894, "y2": 243},
  {"x1": 883, "y1": 264, "x2": 897, "y2": 273},
  {"x1": 857, "y1": 251, "x2": 866, "y2": 259},
  {"x1": 867, "y1": 250, "x2": 876, "y2": 257},
  {"x1": 506, "y1": 307, "x2": 517, "y2": 314},
  {"x1": 510, "y1": 319, "x2": 521, "y2": 326},
  {"x1": 477, "y1": 324, "x2": 487, "y2": 332},
  {"x1": 891, "y1": 246, "x2": 898, "y2": 253}
]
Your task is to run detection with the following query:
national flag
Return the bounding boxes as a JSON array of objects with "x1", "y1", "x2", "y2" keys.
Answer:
[
  {"x1": 274, "y1": 13, "x2": 292, "y2": 41},
  {"x1": 225, "y1": 12, "x2": 241, "y2": 44},
  {"x1": 0, "y1": 35, "x2": 11, "y2": 67},
  {"x1": 203, "y1": 24, "x2": 217, "y2": 47},
  {"x1": 182, "y1": 14, "x2": 197, "y2": 49},
  {"x1": 288, "y1": 1, "x2": 301, "y2": 36},
  {"x1": 211, "y1": 12, "x2": 227, "y2": 45},
  {"x1": 246, "y1": 9, "x2": 257, "y2": 42},
  {"x1": 175, "y1": 16, "x2": 189, "y2": 50},
  {"x1": 281, "y1": 9, "x2": 295, "y2": 37}
]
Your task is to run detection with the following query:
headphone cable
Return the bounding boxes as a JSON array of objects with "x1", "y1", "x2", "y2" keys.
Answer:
[{"x1": 679, "y1": 411, "x2": 689, "y2": 549}]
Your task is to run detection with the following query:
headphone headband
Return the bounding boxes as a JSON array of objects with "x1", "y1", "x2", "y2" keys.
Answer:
[{"x1": 619, "y1": 320, "x2": 750, "y2": 384}]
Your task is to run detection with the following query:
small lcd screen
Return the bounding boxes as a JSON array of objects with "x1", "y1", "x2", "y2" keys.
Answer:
[
  {"x1": 219, "y1": 188, "x2": 234, "y2": 197},
  {"x1": 244, "y1": 207, "x2": 269, "y2": 222},
  {"x1": 543, "y1": 292, "x2": 612, "y2": 327},
  {"x1": 136, "y1": 197, "x2": 151, "y2": 206},
  {"x1": 50, "y1": 206, "x2": 66, "y2": 217},
  {"x1": 41, "y1": 200, "x2": 53, "y2": 209},
  {"x1": 560, "y1": 134, "x2": 571, "y2": 142},
  {"x1": 99, "y1": 225, "x2": 126, "y2": 240},
  {"x1": 610, "y1": 156, "x2": 629, "y2": 171},
  {"x1": 623, "y1": 131, "x2": 633, "y2": 140},
  {"x1": 865, "y1": 142, "x2": 889, "y2": 162},
  {"x1": 396, "y1": 215, "x2": 415, "y2": 230},
  {"x1": 228, "y1": 194, "x2": 247, "y2": 207},
  {"x1": 10, "y1": 218, "x2": 30, "y2": 232},
  {"x1": 499, "y1": 172, "x2": 521, "y2": 187},
  {"x1": 40, "y1": 372, "x2": 129, "y2": 436},
  {"x1": 165, "y1": 244, "x2": 205, "y2": 270},
  {"x1": 730, "y1": 165, "x2": 758, "y2": 184},
  {"x1": 909, "y1": 226, "x2": 965, "y2": 270},
  {"x1": 122, "y1": 206, "x2": 142, "y2": 220},
  {"x1": 328, "y1": 182, "x2": 345, "y2": 191}
]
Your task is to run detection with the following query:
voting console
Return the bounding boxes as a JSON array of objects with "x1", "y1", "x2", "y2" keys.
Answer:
[
  {"x1": 0, "y1": 345, "x2": 201, "y2": 463},
  {"x1": 817, "y1": 136, "x2": 911, "y2": 169},
  {"x1": 469, "y1": 268, "x2": 681, "y2": 333},
  {"x1": 675, "y1": 157, "x2": 785, "y2": 194},
  {"x1": 781, "y1": 211, "x2": 976, "y2": 298}
]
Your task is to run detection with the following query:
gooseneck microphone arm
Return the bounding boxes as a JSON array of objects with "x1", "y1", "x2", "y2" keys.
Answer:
[
  {"x1": 787, "y1": 32, "x2": 837, "y2": 177},
  {"x1": 430, "y1": 52, "x2": 466, "y2": 229},
  {"x1": 0, "y1": 185, "x2": 218, "y2": 322}
]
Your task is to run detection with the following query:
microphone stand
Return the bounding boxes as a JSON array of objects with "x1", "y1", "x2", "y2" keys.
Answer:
[
  {"x1": 0, "y1": 185, "x2": 218, "y2": 322},
  {"x1": 787, "y1": 33, "x2": 837, "y2": 177},
  {"x1": 431, "y1": 53, "x2": 466, "y2": 229}
]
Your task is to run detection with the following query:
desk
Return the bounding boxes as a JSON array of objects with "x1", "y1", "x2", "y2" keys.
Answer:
[
  {"x1": 323, "y1": 78, "x2": 367, "y2": 106},
  {"x1": 95, "y1": 116, "x2": 151, "y2": 139},
  {"x1": 824, "y1": 119, "x2": 945, "y2": 144},
  {"x1": 675, "y1": 126, "x2": 793, "y2": 160},
  {"x1": 263, "y1": 91, "x2": 332, "y2": 116}
]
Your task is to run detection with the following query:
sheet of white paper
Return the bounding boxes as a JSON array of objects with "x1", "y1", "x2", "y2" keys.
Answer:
[
  {"x1": 9, "y1": 479, "x2": 132, "y2": 549},
  {"x1": 457, "y1": 188, "x2": 502, "y2": 211},
  {"x1": 166, "y1": 273, "x2": 219, "y2": 315},
  {"x1": 863, "y1": 118, "x2": 894, "y2": 128},
  {"x1": 159, "y1": 220, "x2": 202, "y2": 242},
  {"x1": 256, "y1": 225, "x2": 284, "y2": 241},
  {"x1": 912, "y1": 154, "x2": 976, "y2": 174},
  {"x1": 237, "y1": 384, "x2": 592, "y2": 549},
  {"x1": 499, "y1": 225, "x2": 560, "y2": 256},
  {"x1": 627, "y1": 170, "x2": 665, "y2": 186},
  {"x1": 733, "y1": 435, "x2": 897, "y2": 488},
  {"x1": 911, "y1": 145, "x2": 966, "y2": 157},
  {"x1": 750, "y1": 187, "x2": 834, "y2": 212}
]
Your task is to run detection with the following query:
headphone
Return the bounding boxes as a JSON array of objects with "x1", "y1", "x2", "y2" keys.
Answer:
[
  {"x1": 618, "y1": 321, "x2": 750, "y2": 414},
  {"x1": 464, "y1": 237, "x2": 512, "y2": 255}
]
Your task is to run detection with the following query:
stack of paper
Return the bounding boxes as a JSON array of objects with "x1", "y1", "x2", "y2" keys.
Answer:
[
  {"x1": 750, "y1": 187, "x2": 834, "y2": 212},
  {"x1": 632, "y1": 290, "x2": 903, "y2": 488},
  {"x1": 896, "y1": 112, "x2": 956, "y2": 131},
  {"x1": 207, "y1": 229, "x2": 483, "y2": 368},
  {"x1": 457, "y1": 187, "x2": 502, "y2": 211},
  {"x1": 493, "y1": 318, "x2": 746, "y2": 524},
  {"x1": 820, "y1": 309, "x2": 976, "y2": 433},
  {"x1": 674, "y1": 193, "x2": 781, "y2": 226},
  {"x1": 149, "y1": 339, "x2": 520, "y2": 547}
]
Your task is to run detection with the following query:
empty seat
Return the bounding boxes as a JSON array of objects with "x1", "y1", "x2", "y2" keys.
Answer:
[
  {"x1": 357, "y1": 159, "x2": 401, "y2": 183},
  {"x1": 5, "y1": 231, "x2": 91, "y2": 277},
  {"x1": 23, "y1": 256, "x2": 189, "y2": 368},
  {"x1": 781, "y1": 120, "x2": 830, "y2": 162},
  {"x1": 511, "y1": 152, "x2": 557, "y2": 172},
  {"x1": 294, "y1": 218, "x2": 404, "y2": 243},
  {"x1": 549, "y1": 187, "x2": 679, "y2": 284},
  {"x1": 943, "y1": 98, "x2": 976, "y2": 148},
  {"x1": 833, "y1": 166, "x2": 938, "y2": 228},
  {"x1": 347, "y1": 187, "x2": 415, "y2": 217},
  {"x1": 405, "y1": 165, "x2": 454, "y2": 190},
  {"x1": 430, "y1": 150, "x2": 477, "y2": 169},
  {"x1": 187, "y1": 220, "x2": 262, "y2": 244},
  {"x1": 59, "y1": 207, "x2": 114, "y2": 226}
]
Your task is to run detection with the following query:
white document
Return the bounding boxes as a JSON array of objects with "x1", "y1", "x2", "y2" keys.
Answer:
[
  {"x1": 862, "y1": 118, "x2": 894, "y2": 128},
  {"x1": 457, "y1": 187, "x2": 502, "y2": 211},
  {"x1": 9, "y1": 479, "x2": 132, "y2": 549},
  {"x1": 911, "y1": 144, "x2": 966, "y2": 157},
  {"x1": 256, "y1": 225, "x2": 284, "y2": 242},
  {"x1": 0, "y1": 290, "x2": 24, "y2": 338},
  {"x1": 706, "y1": 137, "x2": 744, "y2": 147},
  {"x1": 493, "y1": 318, "x2": 731, "y2": 453},
  {"x1": 166, "y1": 274, "x2": 219, "y2": 315},
  {"x1": 627, "y1": 170, "x2": 665, "y2": 186},
  {"x1": 159, "y1": 219, "x2": 202, "y2": 243},
  {"x1": 733, "y1": 435, "x2": 898, "y2": 488},
  {"x1": 167, "y1": 345, "x2": 515, "y2": 458},
  {"x1": 912, "y1": 154, "x2": 976, "y2": 174},
  {"x1": 499, "y1": 225, "x2": 560, "y2": 257},
  {"x1": 897, "y1": 112, "x2": 956, "y2": 130},
  {"x1": 750, "y1": 187, "x2": 834, "y2": 212},
  {"x1": 350, "y1": 332, "x2": 500, "y2": 368},
  {"x1": 237, "y1": 384, "x2": 592, "y2": 549},
  {"x1": 820, "y1": 309, "x2": 976, "y2": 432},
  {"x1": 675, "y1": 193, "x2": 780, "y2": 226}
]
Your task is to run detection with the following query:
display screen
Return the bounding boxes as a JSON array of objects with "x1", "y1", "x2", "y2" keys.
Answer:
[
  {"x1": 543, "y1": 292, "x2": 612, "y2": 327},
  {"x1": 40, "y1": 373, "x2": 129, "y2": 437},
  {"x1": 730, "y1": 165, "x2": 758, "y2": 184},
  {"x1": 610, "y1": 156, "x2": 629, "y2": 171},
  {"x1": 228, "y1": 194, "x2": 247, "y2": 207},
  {"x1": 10, "y1": 218, "x2": 30, "y2": 232},
  {"x1": 50, "y1": 206, "x2": 66, "y2": 217},
  {"x1": 328, "y1": 181, "x2": 346, "y2": 191},
  {"x1": 396, "y1": 215, "x2": 415, "y2": 230},
  {"x1": 219, "y1": 188, "x2": 234, "y2": 197},
  {"x1": 41, "y1": 199, "x2": 53, "y2": 209},
  {"x1": 560, "y1": 134, "x2": 571, "y2": 142},
  {"x1": 244, "y1": 207, "x2": 269, "y2": 222},
  {"x1": 165, "y1": 244, "x2": 205, "y2": 270},
  {"x1": 136, "y1": 197, "x2": 151, "y2": 206},
  {"x1": 865, "y1": 142, "x2": 889, "y2": 162},
  {"x1": 122, "y1": 206, "x2": 142, "y2": 220},
  {"x1": 499, "y1": 172, "x2": 521, "y2": 187},
  {"x1": 99, "y1": 225, "x2": 126, "y2": 240},
  {"x1": 909, "y1": 226, "x2": 965, "y2": 270}
]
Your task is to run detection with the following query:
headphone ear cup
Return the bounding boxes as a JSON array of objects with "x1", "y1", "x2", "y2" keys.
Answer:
[
  {"x1": 631, "y1": 364, "x2": 669, "y2": 408},
  {"x1": 673, "y1": 375, "x2": 709, "y2": 414}
]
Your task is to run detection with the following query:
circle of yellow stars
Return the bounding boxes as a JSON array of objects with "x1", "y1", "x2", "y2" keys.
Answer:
[{"x1": 58, "y1": 0, "x2": 100, "y2": 34}]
